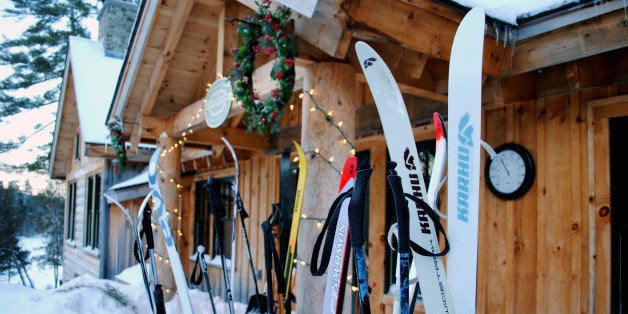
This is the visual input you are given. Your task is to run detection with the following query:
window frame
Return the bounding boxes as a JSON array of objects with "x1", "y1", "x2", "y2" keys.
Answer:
[
  {"x1": 84, "y1": 172, "x2": 102, "y2": 250},
  {"x1": 66, "y1": 181, "x2": 77, "y2": 241}
]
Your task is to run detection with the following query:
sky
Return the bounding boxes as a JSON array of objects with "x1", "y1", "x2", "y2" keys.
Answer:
[{"x1": 0, "y1": 0, "x2": 99, "y2": 193}]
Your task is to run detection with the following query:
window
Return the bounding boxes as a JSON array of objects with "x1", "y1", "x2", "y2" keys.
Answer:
[
  {"x1": 384, "y1": 139, "x2": 436, "y2": 299},
  {"x1": 74, "y1": 132, "x2": 80, "y2": 160},
  {"x1": 194, "y1": 177, "x2": 234, "y2": 259},
  {"x1": 66, "y1": 182, "x2": 77, "y2": 240},
  {"x1": 84, "y1": 173, "x2": 102, "y2": 249}
]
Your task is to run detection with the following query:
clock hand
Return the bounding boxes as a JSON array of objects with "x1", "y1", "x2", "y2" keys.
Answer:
[{"x1": 498, "y1": 156, "x2": 510, "y2": 176}]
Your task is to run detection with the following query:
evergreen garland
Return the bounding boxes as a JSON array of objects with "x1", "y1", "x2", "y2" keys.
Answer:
[
  {"x1": 107, "y1": 117, "x2": 126, "y2": 176},
  {"x1": 230, "y1": 0, "x2": 296, "y2": 134}
]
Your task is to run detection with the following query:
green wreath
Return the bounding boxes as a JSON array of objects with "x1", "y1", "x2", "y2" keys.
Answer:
[
  {"x1": 230, "y1": 0, "x2": 297, "y2": 134},
  {"x1": 107, "y1": 117, "x2": 127, "y2": 176}
]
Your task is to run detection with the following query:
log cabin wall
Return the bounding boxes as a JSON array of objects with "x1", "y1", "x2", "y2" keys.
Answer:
[
  {"x1": 475, "y1": 76, "x2": 628, "y2": 312},
  {"x1": 63, "y1": 153, "x2": 107, "y2": 281},
  {"x1": 107, "y1": 199, "x2": 140, "y2": 281}
]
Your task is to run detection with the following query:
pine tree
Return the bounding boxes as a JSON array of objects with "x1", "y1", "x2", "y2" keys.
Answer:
[
  {"x1": 32, "y1": 182, "x2": 64, "y2": 288},
  {"x1": 0, "y1": 0, "x2": 97, "y2": 174},
  {"x1": 0, "y1": 182, "x2": 33, "y2": 287},
  {"x1": 0, "y1": 0, "x2": 96, "y2": 117}
]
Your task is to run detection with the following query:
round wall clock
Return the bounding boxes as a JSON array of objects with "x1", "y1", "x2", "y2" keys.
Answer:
[{"x1": 485, "y1": 143, "x2": 535, "y2": 200}]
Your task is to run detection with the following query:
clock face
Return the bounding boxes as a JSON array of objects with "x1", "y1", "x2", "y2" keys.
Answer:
[
  {"x1": 485, "y1": 143, "x2": 535, "y2": 200},
  {"x1": 488, "y1": 150, "x2": 527, "y2": 194}
]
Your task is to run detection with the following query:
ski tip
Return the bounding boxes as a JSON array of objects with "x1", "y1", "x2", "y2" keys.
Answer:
[
  {"x1": 293, "y1": 141, "x2": 306, "y2": 162},
  {"x1": 339, "y1": 156, "x2": 358, "y2": 190},
  {"x1": 355, "y1": 40, "x2": 368, "y2": 51},
  {"x1": 433, "y1": 112, "x2": 446, "y2": 140},
  {"x1": 343, "y1": 156, "x2": 358, "y2": 176},
  {"x1": 354, "y1": 41, "x2": 379, "y2": 70},
  {"x1": 221, "y1": 136, "x2": 233, "y2": 150}
]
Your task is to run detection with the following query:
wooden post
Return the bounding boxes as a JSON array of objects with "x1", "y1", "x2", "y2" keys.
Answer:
[
  {"x1": 297, "y1": 62, "x2": 357, "y2": 313},
  {"x1": 154, "y1": 135, "x2": 181, "y2": 300}
]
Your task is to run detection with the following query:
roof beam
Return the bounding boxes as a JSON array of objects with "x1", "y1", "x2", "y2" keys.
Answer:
[
  {"x1": 137, "y1": 0, "x2": 194, "y2": 118},
  {"x1": 236, "y1": 0, "x2": 352, "y2": 58},
  {"x1": 186, "y1": 127, "x2": 269, "y2": 151},
  {"x1": 167, "y1": 57, "x2": 313, "y2": 137},
  {"x1": 137, "y1": 115, "x2": 269, "y2": 151},
  {"x1": 516, "y1": 0, "x2": 627, "y2": 40},
  {"x1": 109, "y1": 0, "x2": 159, "y2": 123},
  {"x1": 343, "y1": 0, "x2": 507, "y2": 76},
  {"x1": 355, "y1": 73, "x2": 447, "y2": 103},
  {"x1": 501, "y1": 8, "x2": 628, "y2": 76}
]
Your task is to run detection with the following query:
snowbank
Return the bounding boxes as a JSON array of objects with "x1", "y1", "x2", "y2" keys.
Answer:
[{"x1": 0, "y1": 274, "x2": 248, "y2": 314}]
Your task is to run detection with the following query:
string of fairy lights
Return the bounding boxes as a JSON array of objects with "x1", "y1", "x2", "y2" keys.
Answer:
[
  {"x1": 134, "y1": 81, "x2": 358, "y2": 294},
  {"x1": 285, "y1": 88, "x2": 358, "y2": 272},
  {"x1": 138, "y1": 79, "x2": 216, "y2": 298}
]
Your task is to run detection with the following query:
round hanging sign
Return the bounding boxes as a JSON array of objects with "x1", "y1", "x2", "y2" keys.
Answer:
[{"x1": 204, "y1": 77, "x2": 233, "y2": 128}]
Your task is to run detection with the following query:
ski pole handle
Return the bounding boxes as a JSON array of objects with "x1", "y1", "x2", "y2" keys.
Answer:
[
  {"x1": 387, "y1": 162, "x2": 410, "y2": 314},
  {"x1": 153, "y1": 284, "x2": 166, "y2": 314}
]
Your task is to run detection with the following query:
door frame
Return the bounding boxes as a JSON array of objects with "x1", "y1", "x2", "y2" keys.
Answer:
[{"x1": 587, "y1": 94, "x2": 628, "y2": 313}]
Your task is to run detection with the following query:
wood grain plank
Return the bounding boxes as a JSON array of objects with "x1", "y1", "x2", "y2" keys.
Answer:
[
  {"x1": 535, "y1": 98, "x2": 548, "y2": 313},
  {"x1": 502, "y1": 9, "x2": 628, "y2": 76},
  {"x1": 545, "y1": 95, "x2": 572, "y2": 312},
  {"x1": 511, "y1": 101, "x2": 539, "y2": 311}
]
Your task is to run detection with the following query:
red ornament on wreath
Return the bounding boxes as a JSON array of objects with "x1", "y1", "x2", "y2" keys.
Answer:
[{"x1": 229, "y1": 0, "x2": 296, "y2": 134}]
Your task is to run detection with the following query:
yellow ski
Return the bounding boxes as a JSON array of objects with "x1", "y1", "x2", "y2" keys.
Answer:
[{"x1": 283, "y1": 141, "x2": 307, "y2": 313}]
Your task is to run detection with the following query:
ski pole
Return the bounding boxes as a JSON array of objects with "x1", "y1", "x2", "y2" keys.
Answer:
[
  {"x1": 270, "y1": 203, "x2": 286, "y2": 314},
  {"x1": 141, "y1": 203, "x2": 166, "y2": 314},
  {"x1": 104, "y1": 193, "x2": 156, "y2": 314},
  {"x1": 387, "y1": 162, "x2": 410, "y2": 314},
  {"x1": 191, "y1": 245, "x2": 218, "y2": 314},
  {"x1": 205, "y1": 178, "x2": 236, "y2": 314},
  {"x1": 348, "y1": 162, "x2": 373, "y2": 314},
  {"x1": 235, "y1": 190, "x2": 262, "y2": 311},
  {"x1": 262, "y1": 220, "x2": 275, "y2": 314},
  {"x1": 222, "y1": 137, "x2": 263, "y2": 311}
]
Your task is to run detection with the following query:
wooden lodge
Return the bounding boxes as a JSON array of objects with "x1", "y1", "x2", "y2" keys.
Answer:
[{"x1": 49, "y1": 0, "x2": 628, "y2": 312}]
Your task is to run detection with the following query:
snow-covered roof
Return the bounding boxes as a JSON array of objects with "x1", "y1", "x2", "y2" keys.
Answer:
[
  {"x1": 68, "y1": 36, "x2": 123, "y2": 144},
  {"x1": 109, "y1": 167, "x2": 149, "y2": 190},
  {"x1": 452, "y1": 0, "x2": 580, "y2": 25}
]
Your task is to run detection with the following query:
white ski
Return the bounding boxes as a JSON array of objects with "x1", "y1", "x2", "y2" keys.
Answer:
[
  {"x1": 148, "y1": 148, "x2": 194, "y2": 314},
  {"x1": 221, "y1": 137, "x2": 238, "y2": 310},
  {"x1": 323, "y1": 157, "x2": 356, "y2": 314},
  {"x1": 356, "y1": 41, "x2": 453, "y2": 314},
  {"x1": 446, "y1": 7, "x2": 485, "y2": 314}
]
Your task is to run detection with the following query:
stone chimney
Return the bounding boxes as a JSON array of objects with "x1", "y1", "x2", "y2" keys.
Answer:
[{"x1": 97, "y1": 0, "x2": 139, "y2": 59}]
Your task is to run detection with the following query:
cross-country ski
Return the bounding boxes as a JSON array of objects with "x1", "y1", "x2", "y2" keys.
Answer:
[{"x1": 446, "y1": 7, "x2": 485, "y2": 314}]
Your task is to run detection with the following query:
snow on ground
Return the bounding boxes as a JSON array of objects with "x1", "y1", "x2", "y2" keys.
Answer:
[
  {"x1": 17, "y1": 236, "x2": 60, "y2": 289},
  {"x1": 0, "y1": 236, "x2": 248, "y2": 313},
  {"x1": 0, "y1": 236, "x2": 60, "y2": 289},
  {"x1": 0, "y1": 274, "x2": 248, "y2": 313}
]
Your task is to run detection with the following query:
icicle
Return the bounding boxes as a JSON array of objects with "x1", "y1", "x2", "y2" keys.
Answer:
[
  {"x1": 503, "y1": 25, "x2": 509, "y2": 48},
  {"x1": 624, "y1": 0, "x2": 627, "y2": 22},
  {"x1": 509, "y1": 28, "x2": 518, "y2": 71},
  {"x1": 493, "y1": 21, "x2": 500, "y2": 44}
]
